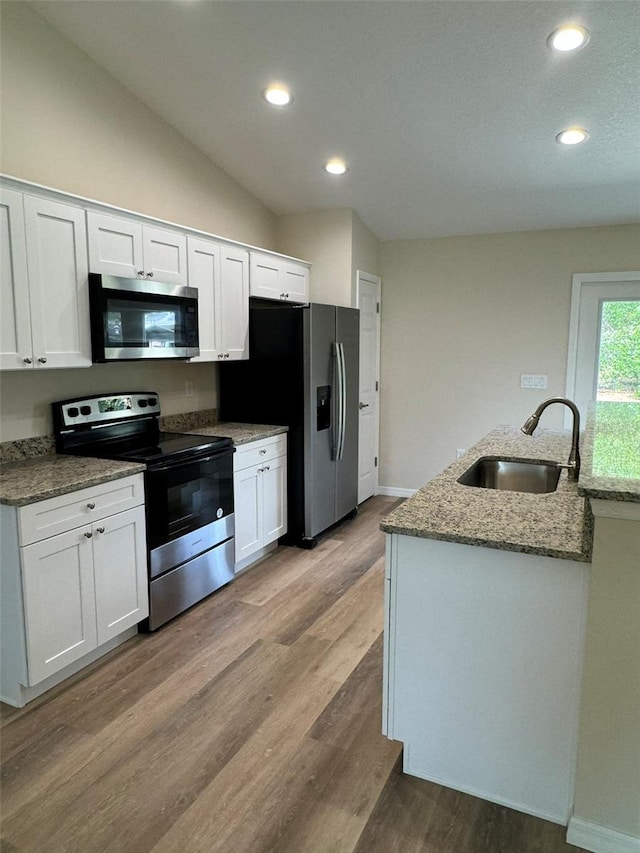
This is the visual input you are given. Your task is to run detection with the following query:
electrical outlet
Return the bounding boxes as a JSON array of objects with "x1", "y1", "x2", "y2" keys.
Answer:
[
  {"x1": 520, "y1": 374, "x2": 548, "y2": 390},
  {"x1": 185, "y1": 381, "x2": 193, "y2": 397}
]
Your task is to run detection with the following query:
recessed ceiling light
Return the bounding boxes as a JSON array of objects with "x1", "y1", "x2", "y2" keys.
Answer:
[
  {"x1": 324, "y1": 159, "x2": 348, "y2": 175},
  {"x1": 547, "y1": 25, "x2": 590, "y2": 53},
  {"x1": 556, "y1": 127, "x2": 590, "y2": 145},
  {"x1": 263, "y1": 85, "x2": 292, "y2": 107}
]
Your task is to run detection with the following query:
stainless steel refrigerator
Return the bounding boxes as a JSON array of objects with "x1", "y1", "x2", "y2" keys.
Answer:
[{"x1": 219, "y1": 301, "x2": 360, "y2": 547}]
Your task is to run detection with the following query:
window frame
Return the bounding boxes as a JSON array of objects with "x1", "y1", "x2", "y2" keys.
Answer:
[{"x1": 565, "y1": 271, "x2": 640, "y2": 427}]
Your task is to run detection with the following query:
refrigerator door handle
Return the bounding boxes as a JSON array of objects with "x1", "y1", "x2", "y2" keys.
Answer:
[
  {"x1": 337, "y1": 342, "x2": 347, "y2": 461},
  {"x1": 332, "y1": 342, "x2": 341, "y2": 460}
]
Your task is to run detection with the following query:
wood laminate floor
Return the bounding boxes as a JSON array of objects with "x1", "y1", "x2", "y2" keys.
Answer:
[{"x1": 1, "y1": 496, "x2": 586, "y2": 853}]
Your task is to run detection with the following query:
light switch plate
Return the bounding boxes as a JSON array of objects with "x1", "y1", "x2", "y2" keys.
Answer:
[{"x1": 521, "y1": 374, "x2": 548, "y2": 389}]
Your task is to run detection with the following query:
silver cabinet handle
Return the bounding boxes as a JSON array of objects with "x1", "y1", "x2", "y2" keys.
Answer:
[
  {"x1": 146, "y1": 271, "x2": 154, "y2": 278},
  {"x1": 137, "y1": 270, "x2": 145, "y2": 277},
  {"x1": 259, "y1": 449, "x2": 267, "y2": 455},
  {"x1": 23, "y1": 356, "x2": 33, "y2": 364},
  {"x1": 84, "y1": 531, "x2": 92, "y2": 539},
  {"x1": 263, "y1": 465, "x2": 270, "y2": 471},
  {"x1": 96, "y1": 526, "x2": 105, "y2": 534},
  {"x1": 359, "y1": 402, "x2": 369, "y2": 410},
  {"x1": 87, "y1": 502, "x2": 96, "y2": 510},
  {"x1": 285, "y1": 293, "x2": 289, "y2": 299},
  {"x1": 38, "y1": 357, "x2": 47, "y2": 364},
  {"x1": 224, "y1": 353, "x2": 230, "y2": 358}
]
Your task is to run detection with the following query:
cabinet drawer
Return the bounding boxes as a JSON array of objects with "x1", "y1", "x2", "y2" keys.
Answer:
[
  {"x1": 18, "y1": 474, "x2": 144, "y2": 546},
  {"x1": 233, "y1": 434, "x2": 287, "y2": 472}
]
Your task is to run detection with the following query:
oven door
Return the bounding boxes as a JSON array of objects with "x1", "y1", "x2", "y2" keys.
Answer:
[
  {"x1": 89, "y1": 273, "x2": 199, "y2": 361},
  {"x1": 145, "y1": 447, "x2": 234, "y2": 561}
]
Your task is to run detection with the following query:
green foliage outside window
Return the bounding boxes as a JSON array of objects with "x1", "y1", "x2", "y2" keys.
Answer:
[{"x1": 597, "y1": 301, "x2": 640, "y2": 398}]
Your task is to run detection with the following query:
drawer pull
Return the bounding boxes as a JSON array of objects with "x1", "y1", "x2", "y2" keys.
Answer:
[
  {"x1": 263, "y1": 465, "x2": 270, "y2": 471},
  {"x1": 84, "y1": 531, "x2": 92, "y2": 539},
  {"x1": 87, "y1": 502, "x2": 96, "y2": 510},
  {"x1": 259, "y1": 449, "x2": 267, "y2": 455},
  {"x1": 96, "y1": 526, "x2": 105, "y2": 534}
]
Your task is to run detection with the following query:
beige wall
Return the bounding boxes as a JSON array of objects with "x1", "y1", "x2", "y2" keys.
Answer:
[
  {"x1": 572, "y1": 513, "x2": 640, "y2": 838},
  {"x1": 0, "y1": 3, "x2": 275, "y2": 248},
  {"x1": 0, "y1": 362, "x2": 216, "y2": 443},
  {"x1": 276, "y1": 209, "x2": 354, "y2": 306},
  {"x1": 351, "y1": 210, "x2": 380, "y2": 304},
  {"x1": 379, "y1": 224, "x2": 640, "y2": 490},
  {"x1": 276, "y1": 208, "x2": 379, "y2": 307},
  {"x1": 0, "y1": 2, "x2": 279, "y2": 441}
]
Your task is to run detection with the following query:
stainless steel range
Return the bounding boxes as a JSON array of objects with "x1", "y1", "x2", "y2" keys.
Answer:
[{"x1": 53, "y1": 392, "x2": 235, "y2": 630}]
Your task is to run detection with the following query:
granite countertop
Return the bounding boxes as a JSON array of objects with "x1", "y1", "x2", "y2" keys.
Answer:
[
  {"x1": 380, "y1": 427, "x2": 592, "y2": 562},
  {"x1": 0, "y1": 455, "x2": 145, "y2": 507},
  {"x1": 178, "y1": 422, "x2": 288, "y2": 445},
  {"x1": 0, "y1": 413, "x2": 287, "y2": 507},
  {"x1": 578, "y1": 401, "x2": 640, "y2": 502}
]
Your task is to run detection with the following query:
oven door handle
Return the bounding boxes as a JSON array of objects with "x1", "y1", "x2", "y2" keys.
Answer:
[{"x1": 147, "y1": 447, "x2": 234, "y2": 473}]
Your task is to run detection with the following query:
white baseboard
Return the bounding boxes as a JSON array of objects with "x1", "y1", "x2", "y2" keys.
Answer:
[
  {"x1": 376, "y1": 486, "x2": 417, "y2": 498},
  {"x1": 567, "y1": 817, "x2": 640, "y2": 853}
]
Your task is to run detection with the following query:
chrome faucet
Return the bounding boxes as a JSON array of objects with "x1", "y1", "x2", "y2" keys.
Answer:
[{"x1": 521, "y1": 397, "x2": 581, "y2": 481}]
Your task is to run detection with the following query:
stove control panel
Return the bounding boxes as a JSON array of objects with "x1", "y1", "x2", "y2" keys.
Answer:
[{"x1": 56, "y1": 393, "x2": 161, "y2": 428}]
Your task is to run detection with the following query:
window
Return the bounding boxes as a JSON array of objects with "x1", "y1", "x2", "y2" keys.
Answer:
[{"x1": 566, "y1": 272, "x2": 640, "y2": 424}]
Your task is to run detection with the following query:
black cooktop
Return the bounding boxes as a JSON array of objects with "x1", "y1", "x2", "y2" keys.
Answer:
[{"x1": 113, "y1": 431, "x2": 233, "y2": 464}]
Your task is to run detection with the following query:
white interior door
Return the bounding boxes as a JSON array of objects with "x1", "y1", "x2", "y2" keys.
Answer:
[
  {"x1": 566, "y1": 272, "x2": 640, "y2": 421},
  {"x1": 356, "y1": 271, "x2": 381, "y2": 504}
]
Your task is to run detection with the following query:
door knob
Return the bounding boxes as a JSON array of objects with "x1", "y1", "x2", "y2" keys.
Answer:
[{"x1": 359, "y1": 402, "x2": 370, "y2": 410}]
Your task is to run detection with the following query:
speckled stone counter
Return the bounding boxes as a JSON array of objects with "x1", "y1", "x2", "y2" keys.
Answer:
[
  {"x1": 380, "y1": 427, "x2": 591, "y2": 562},
  {"x1": 178, "y1": 422, "x2": 288, "y2": 446},
  {"x1": 578, "y1": 401, "x2": 640, "y2": 502},
  {"x1": 0, "y1": 456, "x2": 145, "y2": 507}
]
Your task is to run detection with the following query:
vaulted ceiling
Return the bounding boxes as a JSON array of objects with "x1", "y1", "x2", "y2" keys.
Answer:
[{"x1": 31, "y1": 1, "x2": 640, "y2": 240}]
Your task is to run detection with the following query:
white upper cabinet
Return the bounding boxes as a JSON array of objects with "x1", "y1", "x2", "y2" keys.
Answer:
[
  {"x1": 87, "y1": 212, "x2": 187, "y2": 285},
  {"x1": 219, "y1": 245, "x2": 249, "y2": 360},
  {"x1": 0, "y1": 190, "x2": 91, "y2": 370},
  {"x1": 0, "y1": 190, "x2": 33, "y2": 370},
  {"x1": 249, "y1": 251, "x2": 309, "y2": 303},
  {"x1": 187, "y1": 237, "x2": 249, "y2": 362},
  {"x1": 86, "y1": 211, "x2": 143, "y2": 278}
]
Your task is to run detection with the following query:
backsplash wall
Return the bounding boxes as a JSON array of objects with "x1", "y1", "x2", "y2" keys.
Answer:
[{"x1": 0, "y1": 361, "x2": 217, "y2": 443}]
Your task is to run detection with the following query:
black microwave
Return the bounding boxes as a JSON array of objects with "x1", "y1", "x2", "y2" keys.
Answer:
[{"x1": 89, "y1": 273, "x2": 199, "y2": 362}]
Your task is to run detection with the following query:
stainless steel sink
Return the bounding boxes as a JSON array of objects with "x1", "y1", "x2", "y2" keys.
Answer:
[{"x1": 457, "y1": 457, "x2": 561, "y2": 494}]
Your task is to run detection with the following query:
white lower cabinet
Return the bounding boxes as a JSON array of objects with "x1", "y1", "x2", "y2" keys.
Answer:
[
  {"x1": 384, "y1": 533, "x2": 589, "y2": 825},
  {"x1": 0, "y1": 475, "x2": 148, "y2": 706},
  {"x1": 233, "y1": 435, "x2": 287, "y2": 570}
]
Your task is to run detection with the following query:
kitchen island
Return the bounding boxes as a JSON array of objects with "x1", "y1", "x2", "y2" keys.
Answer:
[{"x1": 380, "y1": 406, "x2": 640, "y2": 844}]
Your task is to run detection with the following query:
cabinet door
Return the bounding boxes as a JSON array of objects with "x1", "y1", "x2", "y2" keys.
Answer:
[
  {"x1": 249, "y1": 252, "x2": 282, "y2": 300},
  {"x1": 86, "y1": 211, "x2": 144, "y2": 278},
  {"x1": 187, "y1": 236, "x2": 221, "y2": 362},
  {"x1": 21, "y1": 527, "x2": 98, "y2": 685},
  {"x1": 234, "y1": 465, "x2": 263, "y2": 564},
  {"x1": 23, "y1": 195, "x2": 91, "y2": 369},
  {"x1": 143, "y1": 225, "x2": 187, "y2": 286},
  {"x1": 93, "y1": 506, "x2": 148, "y2": 644},
  {"x1": 282, "y1": 262, "x2": 309, "y2": 303},
  {"x1": 262, "y1": 455, "x2": 288, "y2": 544},
  {"x1": 0, "y1": 189, "x2": 34, "y2": 370},
  {"x1": 220, "y1": 246, "x2": 249, "y2": 360}
]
